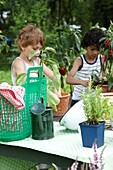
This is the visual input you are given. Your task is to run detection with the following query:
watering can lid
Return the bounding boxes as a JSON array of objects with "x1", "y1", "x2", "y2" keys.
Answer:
[{"x1": 30, "y1": 102, "x2": 46, "y2": 115}]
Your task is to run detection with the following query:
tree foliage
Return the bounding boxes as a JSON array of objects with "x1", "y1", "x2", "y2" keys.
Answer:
[
  {"x1": 92, "y1": 0, "x2": 113, "y2": 28},
  {"x1": 0, "y1": 0, "x2": 113, "y2": 65},
  {"x1": 0, "y1": 0, "x2": 113, "y2": 39}
]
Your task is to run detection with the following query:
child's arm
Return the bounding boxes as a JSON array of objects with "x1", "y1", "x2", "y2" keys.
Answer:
[{"x1": 66, "y1": 57, "x2": 90, "y2": 87}]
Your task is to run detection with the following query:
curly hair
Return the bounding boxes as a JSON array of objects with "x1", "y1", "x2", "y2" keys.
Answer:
[
  {"x1": 81, "y1": 28, "x2": 104, "y2": 50},
  {"x1": 16, "y1": 24, "x2": 44, "y2": 51}
]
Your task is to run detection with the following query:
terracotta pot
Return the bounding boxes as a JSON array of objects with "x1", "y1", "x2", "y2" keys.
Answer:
[
  {"x1": 97, "y1": 84, "x2": 113, "y2": 93},
  {"x1": 109, "y1": 87, "x2": 113, "y2": 92},
  {"x1": 53, "y1": 92, "x2": 70, "y2": 117}
]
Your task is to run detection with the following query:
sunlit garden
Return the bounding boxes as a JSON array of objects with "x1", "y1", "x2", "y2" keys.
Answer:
[{"x1": 0, "y1": 0, "x2": 113, "y2": 170}]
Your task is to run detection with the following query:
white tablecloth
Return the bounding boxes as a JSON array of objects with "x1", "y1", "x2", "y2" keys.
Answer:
[{"x1": 0, "y1": 122, "x2": 113, "y2": 170}]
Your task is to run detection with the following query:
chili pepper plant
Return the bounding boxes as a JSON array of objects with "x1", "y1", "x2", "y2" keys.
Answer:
[
  {"x1": 100, "y1": 21, "x2": 113, "y2": 90},
  {"x1": 54, "y1": 24, "x2": 82, "y2": 92}
]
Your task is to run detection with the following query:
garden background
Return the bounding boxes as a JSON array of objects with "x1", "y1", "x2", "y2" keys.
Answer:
[{"x1": 0, "y1": 0, "x2": 113, "y2": 87}]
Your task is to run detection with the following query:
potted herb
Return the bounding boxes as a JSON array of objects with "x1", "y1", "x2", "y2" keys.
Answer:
[{"x1": 79, "y1": 81, "x2": 113, "y2": 148}]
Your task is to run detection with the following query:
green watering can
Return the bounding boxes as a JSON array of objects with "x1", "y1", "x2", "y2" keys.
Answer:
[{"x1": 31, "y1": 100, "x2": 54, "y2": 140}]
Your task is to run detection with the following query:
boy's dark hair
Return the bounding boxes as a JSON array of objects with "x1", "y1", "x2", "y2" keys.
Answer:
[{"x1": 81, "y1": 28, "x2": 104, "y2": 50}]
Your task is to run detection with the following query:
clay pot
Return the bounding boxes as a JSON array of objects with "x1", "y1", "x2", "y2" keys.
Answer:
[
  {"x1": 53, "y1": 92, "x2": 70, "y2": 117},
  {"x1": 97, "y1": 84, "x2": 113, "y2": 93}
]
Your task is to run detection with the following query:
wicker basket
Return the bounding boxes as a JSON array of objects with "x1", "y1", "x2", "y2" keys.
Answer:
[{"x1": 0, "y1": 94, "x2": 31, "y2": 142}]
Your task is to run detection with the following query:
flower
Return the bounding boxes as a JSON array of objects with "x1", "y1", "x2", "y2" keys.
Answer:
[
  {"x1": 68, "y1": 140, "x2": 106, "y2": 170},
  {"x1": 89, "y1": 140, "x2": 106, "y2": 170}
]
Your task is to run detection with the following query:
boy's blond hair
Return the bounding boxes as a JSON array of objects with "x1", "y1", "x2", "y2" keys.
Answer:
[{"x1": 17, "y1": 24, "x2": 44, "y2": 51}]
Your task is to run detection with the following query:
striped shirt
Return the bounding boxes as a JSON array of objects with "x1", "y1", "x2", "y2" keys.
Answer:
[{"x1": 72, "y1": 54, "x2": 102, "y2": 101}]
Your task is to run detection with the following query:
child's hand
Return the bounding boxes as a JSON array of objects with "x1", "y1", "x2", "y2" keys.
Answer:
[
  {"x1": 81, "y1": 80, "x2": 90, "y2": 87},
  {"x1": 102, "y1": 77, "x2": 108, "y2": 82},
  {"x1": 99, "y1": 76, "x2": 108, "y2": 82}
]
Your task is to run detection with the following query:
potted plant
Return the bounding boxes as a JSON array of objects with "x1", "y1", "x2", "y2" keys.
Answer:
[
  {"x1": 79, "y1": 81, "x2": 113, "y2": 148},
  {"x1": 90, "y1": 21, "x2": 113, "y2": 93},
  {"x1": 91, "y1": 70, "x2": 108, "y2": 93},
  {"x1": 39, "y1": 47, "x2": 71, "y2": 117},
  {"x1": 54, "y1": 24, "x2": 82, "y2": 92},
  {"x1": 93, "y1": 21, "x2": 113, "y2": 92},
  {"x1": 51, "y1": 24, "x2": 82, "y2": 116},
  {"x1": 100, "y1": 21, "x2": 113, "y2": 92},
  {"x1": 38, "y1": 24, "x2": 82, "y2": 116}
]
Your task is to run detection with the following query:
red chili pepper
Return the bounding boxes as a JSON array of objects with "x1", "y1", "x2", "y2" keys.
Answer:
[
  {"x1": 108, "y1": 50, "x2": 113, "y2": 56},
  {"x1": 105, "y1": 39, "x2": 111, "y2": 49},
  {"x1": 59, "y1": 67, "x2": 66, "y2": 76},
  {"x1": 102, "y1": 55, "x2": 107, "y2": 64}
]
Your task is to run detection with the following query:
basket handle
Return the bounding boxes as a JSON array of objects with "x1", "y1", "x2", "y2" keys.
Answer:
[{"x1": 26, "y1": 66, "x2": 43, "y2": 83}]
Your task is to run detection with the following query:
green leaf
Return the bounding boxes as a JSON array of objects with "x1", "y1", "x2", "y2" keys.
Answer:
[
  {"x1": 47, "y1": 88, "x2": 60, "y2": 111},
  {"x1": 41, "y1": 52, "x2": 47, "y2": 59},
  {"x1": 5, "y1": 45, "x2": 10, "y2": 53},
  {"x1": 45, "y1": 47, "x2": 56, "y2": 54},
  {"x1": 28, "y1": 51, "x2": 36, "y2": 60},
  {"x1": 52, "y1": 64, "x2": 61, "y2": 91},
  {"x1": 16, "y1": 73, "x2": 26, "y2": 86}
]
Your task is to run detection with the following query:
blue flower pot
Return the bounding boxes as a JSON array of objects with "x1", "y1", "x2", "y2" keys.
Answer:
[{"x1": 79, "y1": 121, "x2": 105, "y2": 148}]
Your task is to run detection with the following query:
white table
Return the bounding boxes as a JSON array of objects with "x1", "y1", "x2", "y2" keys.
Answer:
[{"x1": 0, "y1": 122, "x2": 113, "y2": 169}]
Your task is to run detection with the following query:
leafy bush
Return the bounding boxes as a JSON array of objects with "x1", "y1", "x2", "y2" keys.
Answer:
[{"x1": 0, "y1": 70, "x2": 12, "y2": 85}]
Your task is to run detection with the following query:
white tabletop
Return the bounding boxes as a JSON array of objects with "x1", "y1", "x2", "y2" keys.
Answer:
[{"x1": 0, "y1": 122, "x2": 113, "y2": 170}]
